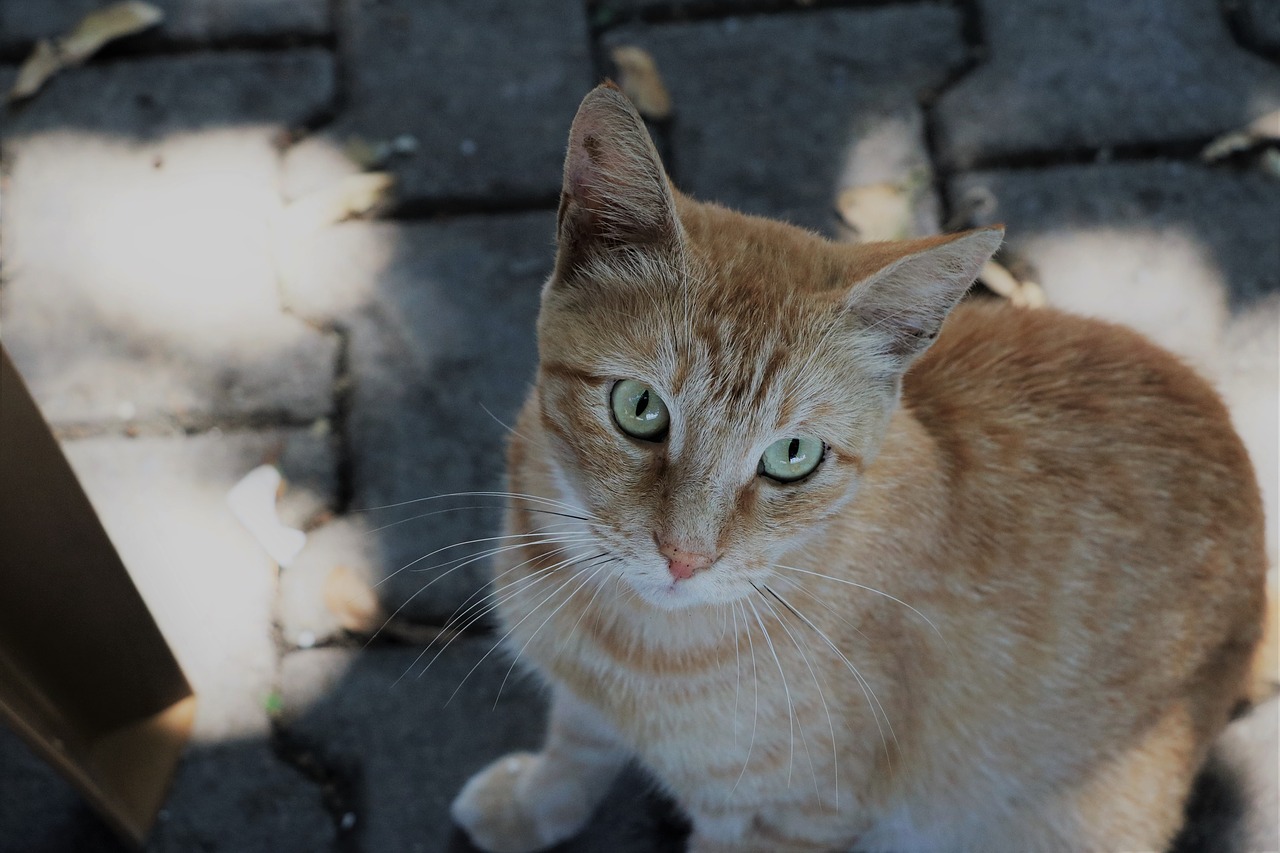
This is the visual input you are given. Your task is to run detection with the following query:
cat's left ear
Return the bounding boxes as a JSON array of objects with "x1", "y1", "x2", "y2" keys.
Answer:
[{"x1": 844, "y1": 227, "x2": 1004, "y2": 369}]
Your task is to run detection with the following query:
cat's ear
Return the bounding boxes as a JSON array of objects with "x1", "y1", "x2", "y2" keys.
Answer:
[
  {"x1": 844, "y1": 227, "x2": 1004, "y2": 369},
  {"x1": 554, "y1": 83, "x2": 681, "y2": 281}
]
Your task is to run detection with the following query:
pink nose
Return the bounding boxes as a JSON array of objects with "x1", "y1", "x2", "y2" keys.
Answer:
[{"x1": 658, "y1": 540, "x2": 716, "y2": 581}]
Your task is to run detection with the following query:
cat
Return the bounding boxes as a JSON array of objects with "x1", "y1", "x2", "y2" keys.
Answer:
[{"x1": 448, "y1": 83, "x2": 1269, "y2": 853}]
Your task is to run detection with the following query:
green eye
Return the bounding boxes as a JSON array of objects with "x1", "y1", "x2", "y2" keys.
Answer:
[
  {"x1": 759, "y1": 437, "x2": 824, "y2": 483},
  {"x1": 610, "y1": 379, "x2": 670, "y2": 441}
]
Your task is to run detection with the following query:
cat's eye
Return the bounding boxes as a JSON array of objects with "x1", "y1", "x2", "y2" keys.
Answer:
[
  {"x1": 610, "y1": 379, "x2": 670, "y2": 441},
  {"x1": 759, "y1": 437, "x2": 824, "y2": 483}
]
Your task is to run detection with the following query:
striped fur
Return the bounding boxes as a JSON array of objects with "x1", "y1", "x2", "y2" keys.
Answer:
[{"x1": 451, "y1": 86, "x2": 1268, "y2": 853}]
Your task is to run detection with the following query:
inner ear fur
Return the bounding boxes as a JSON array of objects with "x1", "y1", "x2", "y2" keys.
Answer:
[
  {"x1": 554, "y1": 84, "x2": 683, "y2": 282},
  {"x1": 843, "y1": 227, "x2": 1004, "y2": 367}
]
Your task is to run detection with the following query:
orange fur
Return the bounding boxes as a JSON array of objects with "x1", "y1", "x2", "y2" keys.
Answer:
[{"x1": 451, "y1": 86, "x2": 1268, "y2": 853}]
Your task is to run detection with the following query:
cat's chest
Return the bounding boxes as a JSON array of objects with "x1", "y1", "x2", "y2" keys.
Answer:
[{"x1": 521, "y1": 605, "x2": 819, "y2": 788}]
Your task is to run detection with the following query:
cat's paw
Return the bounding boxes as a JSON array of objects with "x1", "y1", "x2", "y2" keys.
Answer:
[{"x1": 451, "y1": 752, "x2": 594, "y2": 853}]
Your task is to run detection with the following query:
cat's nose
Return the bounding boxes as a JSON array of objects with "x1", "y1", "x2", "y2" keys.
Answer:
[{"x1": 658, "y1": 540, "x2": 717, "y2": 581}]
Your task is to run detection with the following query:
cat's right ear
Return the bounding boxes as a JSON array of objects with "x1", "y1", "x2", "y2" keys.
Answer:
[
  {"x1": 843, "y1": 226, "x2": 1004, "y2": 371},
  {"x1": 553, "y1": 83, "x2": 682, "y2": 282}
]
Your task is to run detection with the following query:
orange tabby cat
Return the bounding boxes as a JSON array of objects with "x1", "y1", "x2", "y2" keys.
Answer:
[{"x1": 449, "y1": 84, "x2": 1268, "y2": 852}]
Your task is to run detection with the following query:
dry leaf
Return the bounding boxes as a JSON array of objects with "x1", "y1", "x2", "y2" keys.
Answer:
[
  {"x1": 1201, "y1": 110, "x2": 1280, "y2": 162},
  {"x1": 8, "y1": 2, "x2": 163, "y2": 103},
  {"x1": 227, "y1": 465, "x2": 308, "y2": 567},
  {"x1": 611, "y1": 46, "x2": 672, "y2": 120},
  {"x1": 284, "y1": 172, "x2": 396, "y2": 233},
  {"x1": 1261, "y1": 148, "x2": 1280, "y2": 180},
  {"x1": 836, "y1": 183, "x2": 913, "y2": 242},
  {"x1": 60, "y1": 1, "x2": 164, "y2": 65},
  {"x1": 323, "y1": 565, "x2": 384, "y2": 634},
  {"x1": 979, "y1": 260, "x2": 1046, "y2": 309},
  {"x1": 9, "y1": 40, "x2": 60, "y2": 102}
]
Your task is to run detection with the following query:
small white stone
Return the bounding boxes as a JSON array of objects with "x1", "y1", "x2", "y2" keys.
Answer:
[
  {"x1": 297, "y1": 630, "x2": 316, "y2": 649},
  {"x1": 340, "y1": 812, "x2": 357, "y2": 830}
]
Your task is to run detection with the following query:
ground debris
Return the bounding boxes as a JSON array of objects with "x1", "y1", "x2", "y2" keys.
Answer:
[
  {"x1": 8, "y1": 2, "x2": 164, "y2": 103},
  {"x1": 1201, "y1": 110, "x2": 1280, "y2": 162},
  {"x1": 610, "y1": 45, "x2": 672, "y2": 120},
  {"x1": 978, "y1": 258, "x2": 1046, "y2": 308}
]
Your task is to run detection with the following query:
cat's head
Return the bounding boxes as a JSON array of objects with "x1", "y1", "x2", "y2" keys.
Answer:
[{"x1": 533, "y1": 84, "x2": 1000, "y2": 610}]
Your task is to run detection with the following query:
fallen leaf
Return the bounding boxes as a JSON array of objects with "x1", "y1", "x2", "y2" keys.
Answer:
[
  {"x1": 1201, "y1": 110, "x2": 1280, "y2": 162},
  {"x1": 283, "y1": 172, "x2": 396, "y2": 233},
  {"x1": 323, "y1": 565, "x2": 384, "y2": 634},
  {"x1": 979, "y1": 259, "x2": 1046, "y2": 309},
  {"x1": 227, "y1": 465, "x2": 308, "y2": 567},
  {"x1": 836, "y1": 182, "x2": 913, "y2": 242},
  {"x1": 610, "y1": 45, "x2": 672, "y2": 120},
  {"x1": 9, "y1": 40, "x2": 61, "y2": 102},
  {"x1": 59, "y1": 1, "x2": 164, "y2": 65},
  {"x1": 343, "y1": 137, "x2": 386, "y2": 169},
  {"x1": 1261, "y1": 148, "x2": 1280, "y2": 180},
  {"x1": 8, "y1": 2, "x2": 163, "y2": 103}
]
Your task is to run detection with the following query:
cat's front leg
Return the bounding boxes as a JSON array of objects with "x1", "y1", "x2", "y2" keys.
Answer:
[{"x1": 451, "y1": 686, "x2": 627, "y2": 853}]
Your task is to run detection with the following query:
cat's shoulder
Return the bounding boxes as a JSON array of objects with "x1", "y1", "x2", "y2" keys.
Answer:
[{"x1": 904, "y1": 299, "x2": 1232, "y2": 436}]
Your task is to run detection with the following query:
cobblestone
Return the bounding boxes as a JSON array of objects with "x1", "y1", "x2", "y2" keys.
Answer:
[
  {"x1": 310, "y1": 0, "x2": 592, "y2": 205},
  {"x1": 934, "y1": 0, "x2": 1280, "y2": 169},
  {"x1": 0, "y1": 52, "x2": 338, "y2": 429},
  {"x1": 283, "y1": 214, "x2": 553, "y2": 624},
  {"x1": 1235, "y1": 0, "x2": 1280, "y2": 54},
  {"x1": 605, "y1": 6, "x2": 967, "y2": 234},
  {"x1": 0, "y1": 0, "x2": 328, "y2": 55},
  {"x1": 281, "y1": 644, "x2": 686, "y2": 853}
]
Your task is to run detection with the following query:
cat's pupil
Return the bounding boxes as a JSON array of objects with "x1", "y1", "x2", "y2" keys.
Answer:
[
  {"x1": 788, "y1": 438, "x2": 801, "y2": 463},
  {"x1": 635, "y1": 390, "x2": 650, "y2": 418}
]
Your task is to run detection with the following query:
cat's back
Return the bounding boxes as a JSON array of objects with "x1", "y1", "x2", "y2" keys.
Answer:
[
  {"x1": 898, "y1": 298, "x2": 1265, "y2": 688},
  {"x1": 905, "y1": 298, "x2": 1258, "y2": 512}
]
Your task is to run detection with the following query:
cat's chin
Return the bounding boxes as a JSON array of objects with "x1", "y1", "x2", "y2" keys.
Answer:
[{"x1": 625, "y1": 574, "x2": 735, "y2": 612}]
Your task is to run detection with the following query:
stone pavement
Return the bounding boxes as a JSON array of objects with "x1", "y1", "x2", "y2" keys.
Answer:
[{"x1": 0, "y1": 1, "x2": 1275, "y2": 852}]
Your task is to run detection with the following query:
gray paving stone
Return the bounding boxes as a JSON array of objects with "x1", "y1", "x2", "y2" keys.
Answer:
[
  {"x1": 311, "y1": 0, "x2": 592, "y2": 204},
  {"x1": 1213, "y1": 697, "x2": 1280, "y2": 853},
  {"x1": 63, "y1": 429, "x2": 335, "y2": 740},
  {"x1": 604, "y1": 6, "x2": 967, "y2": 234},
  {"x1": 0, "y1": 725, "x2": 335, "y2": 853},
  {"x1": 934, "y1": 0, "x2": 1280, "y2": 169},
  {"x1": 950, "y1": 161, "x2": 1278, "y2": 353},
  {"x1": 0, "y1": 727, "x2": 125, "y2": 853},
  {"x1": 281, "y1": 644, "x2": 686, "y2": 853},
  {"x1": 284, "y1": 214, "x2": 554, "y2": 625},
  {"x1": 280, "y1": 514, "x2": 383, "y2": 647},
  {"x1": 591, "y1": 0, "x2": 797, "y2": 22},
  {"x1": 0, "y1": 0, "x2": 328, "y2": 55},
  {"x1": 1236, "y1": 0, "x2": 1280, "y2": 54},
  {"x1": 145, "y1": 741, "x2": 336, "y2": 853},
  {"x1": 0, "y1": 52, "x2": 338, "y2": 429}
]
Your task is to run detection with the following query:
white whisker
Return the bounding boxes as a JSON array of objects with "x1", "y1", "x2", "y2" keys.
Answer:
[
  {"x1": 745, "y1": 596, "x2": 797, "y2": 787},
  {"x1": 753, "y1": 584, "x2": 819, "y2": 800},
  {"x1": 731, "y1": 599, "x2": 760, "y2": 797},
  {"x1": 764, "y1": 580, "x2": 898, "y2": 775},
  {"x1": 773, "y1": 563, "x2": 945, "y2": 643}
]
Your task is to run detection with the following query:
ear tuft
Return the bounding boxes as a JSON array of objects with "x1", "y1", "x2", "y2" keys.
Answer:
[
  {"x1": 555, "y1": 85, "x2": 680, "y2": 280},
  {"x1": 845, "y1": 226, "x2": 1004, "y2": 368}
]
